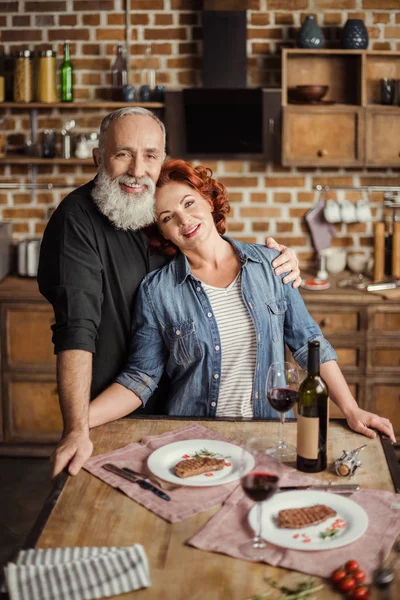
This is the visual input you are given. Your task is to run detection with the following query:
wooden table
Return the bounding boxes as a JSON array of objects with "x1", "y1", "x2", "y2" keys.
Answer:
[{"x1": 33, "y1": 419, "x2": 399, "y2": 600}]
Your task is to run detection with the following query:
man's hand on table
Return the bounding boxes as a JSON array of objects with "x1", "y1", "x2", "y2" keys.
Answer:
[
  {"x1": 266, "y1": 237, "x2": 302, "y2": 288},
  {"x1": 345, "y1": 407, "x2": 396, "y2": 444},
  {"x1": 50, "y1": 430, "x2": 94, "y2": 479}
]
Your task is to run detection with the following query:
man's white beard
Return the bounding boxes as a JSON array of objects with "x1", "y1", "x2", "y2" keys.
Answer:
[{"x1": 92, "y1": 169, "x2": 156, "y2": 231}]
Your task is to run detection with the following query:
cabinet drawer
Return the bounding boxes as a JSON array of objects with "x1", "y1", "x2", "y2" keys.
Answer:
[
  {"x1": 369, "y1": 347, "x2": 400, "y2": 372},
  {"x1": 336, "y1": 348, "x2": 360, "y2": 368},
  {"x1": 308, "y1": 310, "x2": 360, "y2": 334},
  {"x1": 282, "y1": 107, "x2": 363, "y2": 166},
  {"x1": 372, "y1": 383, "x2": 400, "y2": 435},
  {"x1": 369, "y1": 309, "x2": 400, "y2": 336},
  {"x1": 366, "y1": 109, "x2": 400, "y2": 166},
  {"x1": 4, "y1": 376, "x2": 62, "y2": 442},
  {"x1": 2, "y1": 303, "x2": 55, "y2": 370}
]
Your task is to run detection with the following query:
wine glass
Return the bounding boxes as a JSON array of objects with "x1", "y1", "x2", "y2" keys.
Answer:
[
  {"x1": 266, "y1": 361, "x2": 300, "y2": 460},
  {"x1": 239, "y1": 436, "x2": 279, "y2": 558}
]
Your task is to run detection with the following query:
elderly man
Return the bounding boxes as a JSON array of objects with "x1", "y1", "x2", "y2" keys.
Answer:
[{"x1": 38, "y1": 107, "x2": 301, "y2": 479}]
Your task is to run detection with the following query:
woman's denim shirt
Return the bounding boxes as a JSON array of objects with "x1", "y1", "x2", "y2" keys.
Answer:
[{"x1": 116, "y1": 238, "x2": 337, "y2": 418}]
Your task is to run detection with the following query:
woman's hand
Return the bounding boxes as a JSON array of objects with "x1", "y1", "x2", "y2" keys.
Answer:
[
  {"x1": 266, "y1": 237, "x2": 301, "y2": 288},
  {"x1": 345, "y1": 407, "x2": 396, "y2": 443}
]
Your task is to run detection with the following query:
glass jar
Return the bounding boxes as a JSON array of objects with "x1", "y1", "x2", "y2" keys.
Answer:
[
  {"x1": 36, "y1": 50, "x2": 56, "y2": 103},
  {"x1": 14, "y1": 49, "x2": 33, "y2": 103}
]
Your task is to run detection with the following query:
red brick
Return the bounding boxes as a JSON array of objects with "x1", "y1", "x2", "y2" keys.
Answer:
[
  {"x1": 289, "y1": 208, "x2": 309, "y2": 218},
  {"x1": 170, "y1": 0, "x2": 201, "y2": 8},
  {"x1": 363, "y1": 0, "x2": 399, "y2": 7},
  {"x1": 35, "y1": 223, "x2": 48, "y2": 234},
  {"x1": 227, "y1": 222, "x2": 245, "y2": 232},
  {"x1": 220, "y1": 177, "x2": 258, "y2": 188},
  {"x1": 224, "y1": 162, "x2": 244, "y2": 173},
  {"x1": 131, "y1": 0, "x2": 164, "y2": 7},
  {"x1": 178, "y1": 42, "x2": 198, "y2": 54},
  {"x1": 3, "y1": 208, "x2": 46, "y2": 219},
  {"x1": 373, "y1": 12, "x2": 391, "y2": 24},
  {"x1": 0, "y1": 2, "x2": 17, "y2": 10},
  {"x1": 144, "y1": 28, "x2": 187, "y2": 40},
  {"x1": 251, "y1": 42, "x2": 272, "y2": 55},
  {"x1": 252, "y1": 222, "x2": 270, "y2": 232},
  {"x1": 248, "y1": 28, "x2": 283, "y2": 40},
  {"x1": 81, "y1": 73, "x2": 102, "y2": 85},
  {"x1": 0, "y1": 16, "x2": 6, "y2": 27},
  {"x1": 297, "y1": 192, "x2": 315, "y2": 203},
  {"x1": 372, "y1": 42, "x2": 392, "y2": 50},
  {"x1": 241, "y1": 207, "x2": 281, "y2": 218},
  {"x1": 48, "y1": 29, "x2": 90, "y2": 41},
  {"x1": 154, "y1": 14, "x2": 173, "y2": 26},
  {"x1": 82, "y1": 44, "x2": 102, "y2": 56},
  {"x1": 83, "y1": 14, "x2": 101, "y2": 26},
  {"x1": 59, "y1": 15, "x2": 78, "y2": 26},
  {"x1": 275, "y1": 13, "x2": 295, "y2": 25},
  {"x1": 12, "y1": 223, "x2": 30, "y2": 233},
  {"x1": 323, "y1": 13, "x2": 343, "y2": 25},
  {"x1": 250, "y1": 192, "x2": 267, "y2": 203},
  {"x1": 268, "y1": 0, "x2": 308, "y2": 8},
  {"x1": 265, "y1": 177, "x2": 305, "y2": 187},
  {"x1": 228, "y1": 193, "x2": 243, "y2": 203},
  {"x1": 315, "y1": 0, "x2": 356, "y2": 8},
  {"x1": 177, "y1": 71, "x2": 197, "y2": 85},
  {"x1": 13, "y1": 16, "x2": 31, "y2": 26},
  {"x1": 276, "y1": 222, "x2": 294, "y2": 233},
  {"x1": 107, "y1": 14, "x2": 125, "y2": 26},
  {"x1": 385, "y1": 27, "x2": 400, "y2": 38},
  {"x1": 73, "y1": 58, "x2": 111, "y2": 70},
  {"x1": 96, "y1": 29, "x2": 125, "y2": 41},
  {"x1": 166, "y1": 56, "x2": 200, "y2": 69},
  {"x1": 2, "y1": 29, "x2": 43, "y2": 42},
  {"x1": 250, "y1": 13, "x2": 270, "y2": 26},
  {"x1": 25, "y1": 1, "x2": 66, "y2": 10},
  {"x1": 73, "y1": 0, "x2": 113, "y2": 9}
]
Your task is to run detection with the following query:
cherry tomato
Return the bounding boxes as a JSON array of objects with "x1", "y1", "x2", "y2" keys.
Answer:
[
  {"x1": 351, "y1": 585, "x2": 370, "y2": 600},
  {"x1": 345, "y1": 559, "x2": 360, "y2": 572},
  {"x1": 353, "y1": 568, "x2": 366, "y2": 584},
  {"x1": 338, "y1": 575, "x2": 356, "y2": 594},
  {"x1": 331, "y1": 566, "x2": 347, "y2": 584}
]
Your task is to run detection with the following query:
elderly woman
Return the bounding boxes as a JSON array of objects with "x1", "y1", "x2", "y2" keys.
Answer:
[{"x1": 89, "y1": 159, "x2": 395, "y2": 443}]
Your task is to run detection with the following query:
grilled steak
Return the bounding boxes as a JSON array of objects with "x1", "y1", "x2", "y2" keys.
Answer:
[
  {"x1": 174, "y1": 457, "x2": 225, "y2": 478},
  {"x1": 277, "y1": 504, "x2": 337, "y2": 529}
]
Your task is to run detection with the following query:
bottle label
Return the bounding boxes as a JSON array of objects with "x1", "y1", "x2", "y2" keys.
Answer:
[{"x1": 297, "y1": 414, "x2": 319, "y2": 459}]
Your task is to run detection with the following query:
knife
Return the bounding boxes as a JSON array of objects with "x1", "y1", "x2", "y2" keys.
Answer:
[
  {"x1": 278, "y1": 483, "x2": 360, "y2": 494},
  {"x1": 102, "y1": 463, "x2": 171, "y2": 501}
]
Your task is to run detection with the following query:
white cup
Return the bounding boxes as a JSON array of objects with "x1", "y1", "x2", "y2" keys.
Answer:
[
  {"x1": 347, "y1": 252, "x2": 369, "y2": 273},
  {"x1": 319, "y1": 248, "x2": 347, "y2": 273}
]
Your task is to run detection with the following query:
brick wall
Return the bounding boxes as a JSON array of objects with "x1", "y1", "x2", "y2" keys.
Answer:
[{"x1": 0, "y1": 0, "x2": 399, "y2": 266}]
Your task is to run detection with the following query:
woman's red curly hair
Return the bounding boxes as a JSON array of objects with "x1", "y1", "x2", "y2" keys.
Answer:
[{"x1": 145, "y1": 159, "x2": 230, "y2": 256}]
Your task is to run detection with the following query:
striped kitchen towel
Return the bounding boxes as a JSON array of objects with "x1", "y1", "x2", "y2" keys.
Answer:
[{"x1": 3, "y1": 544, "x2": 150, "y2": 600}]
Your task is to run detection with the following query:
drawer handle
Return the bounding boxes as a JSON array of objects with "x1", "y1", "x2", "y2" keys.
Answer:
[
  {"x1": 319, "y1": 317, "x2": 331, "y2": 328},
  {"x1": 317, "y1": 149, "x2": 328, "y2": 157}
]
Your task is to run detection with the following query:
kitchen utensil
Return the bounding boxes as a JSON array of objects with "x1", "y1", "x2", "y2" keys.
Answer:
[
  {"x1": 102, "y1": 463, "x2": 171, "y2": 501},
  {"x1": 278, "y1": 483, "x2": 360, "y2": 493},
  {"x1": 334, "y1": 445, "x2": 367, "y2": 477},
  {"x1": 295, "y1": 85, "x2": 329, "y2": 102}
]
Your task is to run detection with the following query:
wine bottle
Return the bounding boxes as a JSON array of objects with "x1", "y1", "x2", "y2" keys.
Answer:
[
  {"x1": 60, "y1": 42, "x2": 73, "y2": 102},
  {"x1": 296, "y1": 340, "x2": 328, "y2": 473},
  {"x1": 111, "y1": 45, "x2": 127, "y2": 101}
]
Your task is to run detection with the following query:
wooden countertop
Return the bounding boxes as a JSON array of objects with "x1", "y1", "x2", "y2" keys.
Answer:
[
  {"x1": 33, "y1": 419, "x2": 398, "y2": 600},
  {"x1": 0, "y1": 272, "x2": 397, "y2": 305}
]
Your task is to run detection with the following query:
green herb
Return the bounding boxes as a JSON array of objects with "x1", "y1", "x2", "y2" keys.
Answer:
[
  {"x1": 319, "y1": 529, "x2": 342, "y2": 539},
  {"x1": 246, "y1": 578, "x2": 324, "y2": 600},
  {"x1": 192, "y1": 447, "x2": 231, "y2": 460}
]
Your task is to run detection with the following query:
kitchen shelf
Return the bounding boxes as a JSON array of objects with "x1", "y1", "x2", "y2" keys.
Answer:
[
  {"x1": 0, "y1": 155, "x2": 94, "y2": 165},
  {"x1": 0, "y1": 101, "x2": 165, "y2": 109}
]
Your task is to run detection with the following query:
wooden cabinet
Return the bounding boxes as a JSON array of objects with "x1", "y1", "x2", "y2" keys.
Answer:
[
  {"x1": 300, "y1": 279, "x2": 400, "y2": 433},
  {"x1": 281, "y1": 49, "x2": 400, "y2": 168},
  {"x1": 283, "y1": 106, "x2": 363, "y2": 167},
  {"x1": 0, "y1": 277, "x2": 61, "y2": 455}
]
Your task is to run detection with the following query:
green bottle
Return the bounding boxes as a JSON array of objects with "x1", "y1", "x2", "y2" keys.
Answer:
[{"x1": 60, "y1": 42, "x2": 73, "y2": 102}]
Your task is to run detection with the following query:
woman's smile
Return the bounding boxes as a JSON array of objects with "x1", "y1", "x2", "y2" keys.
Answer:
[{"x1": 183, "y1": 223, "x2": 201, "y2": 238}]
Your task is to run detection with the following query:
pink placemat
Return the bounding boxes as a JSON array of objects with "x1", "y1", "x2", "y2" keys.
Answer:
[
  {"x1": 188, "y1": 480, "x2": 400, "y2": 583},
  {"x1": 85, "y1": 423, "x2": 276, "y2": 523}
]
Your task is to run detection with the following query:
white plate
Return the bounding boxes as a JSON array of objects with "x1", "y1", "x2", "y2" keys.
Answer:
[
  {"x1": 248, "y1": 490, "x2": 368, "y2": 551},
  {"x1": 147, "y1": 439, "x2": 254, "y2": 487}
]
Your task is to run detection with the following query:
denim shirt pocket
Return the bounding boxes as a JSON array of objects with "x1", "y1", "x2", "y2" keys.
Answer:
[
  {"x1": 164, "y1": 319, "x2": 202, "y2": 366},
  {"x1": 266, "y1": 299, "x2": 287, "y2": 343}
]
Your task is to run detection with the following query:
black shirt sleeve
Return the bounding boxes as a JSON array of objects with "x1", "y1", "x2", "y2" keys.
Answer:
[{"x1": 38, "y1": 186, "x2": 103, "y2": 354}]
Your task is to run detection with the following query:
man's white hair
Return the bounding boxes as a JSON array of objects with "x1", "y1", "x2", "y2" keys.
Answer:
[{"x1": 98, "y1": 107, "x2": 166, "y2": 157}]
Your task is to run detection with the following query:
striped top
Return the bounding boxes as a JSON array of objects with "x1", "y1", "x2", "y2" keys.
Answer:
[{"x1": 202, "y1": 272, "x2": 256, "y2": 418}]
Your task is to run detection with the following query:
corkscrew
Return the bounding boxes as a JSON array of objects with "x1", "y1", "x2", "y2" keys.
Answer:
[{"x1": 334, "y1": 444, "x2": 367, "y2": 477}]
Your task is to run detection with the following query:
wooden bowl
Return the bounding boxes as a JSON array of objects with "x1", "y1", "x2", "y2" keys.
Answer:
[{"x1": 295, "y1": 85, "x2": 329, "y2": 102}]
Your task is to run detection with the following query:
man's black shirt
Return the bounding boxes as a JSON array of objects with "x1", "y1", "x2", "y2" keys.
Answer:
[{"x1": 38, "y1": 180, "x2": 168, "y2": 406}]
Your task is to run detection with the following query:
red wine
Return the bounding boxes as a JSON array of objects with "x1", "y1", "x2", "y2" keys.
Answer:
[
  {"x1": 267, "y1": 387, "x2": 299, "y2": 413},
  {"x1": 241, "y1": 472, "x2": 279, "y2": 502}
]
